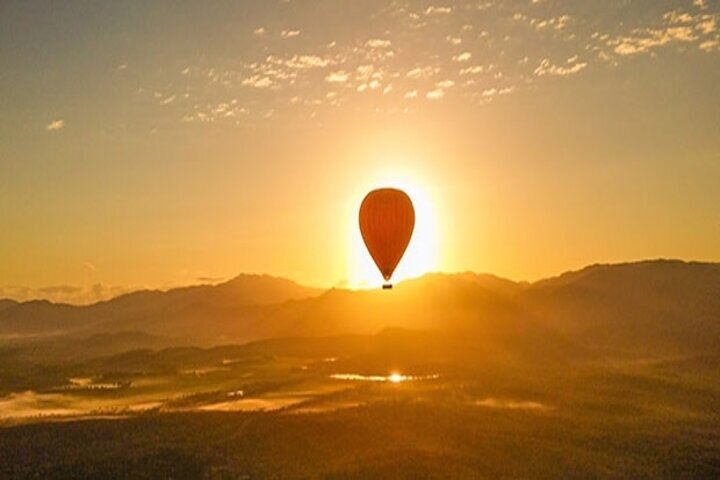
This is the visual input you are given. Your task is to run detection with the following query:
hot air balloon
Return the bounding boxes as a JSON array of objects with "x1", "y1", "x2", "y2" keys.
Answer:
[{"x1": 359, "y1": 188, "x2": 415, "y2": 289}]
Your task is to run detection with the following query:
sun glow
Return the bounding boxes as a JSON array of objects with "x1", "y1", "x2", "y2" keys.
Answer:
[{"x1": 347, "y1": 168, "x2": 440, "y2": 289}]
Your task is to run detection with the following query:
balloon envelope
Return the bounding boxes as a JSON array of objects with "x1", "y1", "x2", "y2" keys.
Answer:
[{"x1": 359, "y1": 188, "x2": 415, "y2": 282}]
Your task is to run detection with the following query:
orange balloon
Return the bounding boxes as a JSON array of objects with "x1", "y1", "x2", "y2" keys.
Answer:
[{"x1": 359, "y1": 188, "x2": 415, "y2": 284}]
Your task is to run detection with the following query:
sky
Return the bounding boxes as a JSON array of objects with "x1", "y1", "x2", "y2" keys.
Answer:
[{"x1": 1, "y1": 0, "x2": 719, "y2": 303}]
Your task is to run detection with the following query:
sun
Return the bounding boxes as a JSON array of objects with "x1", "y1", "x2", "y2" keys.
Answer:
[{"x1": 347, "y1": 168, "x2": 440, "y2": 289}]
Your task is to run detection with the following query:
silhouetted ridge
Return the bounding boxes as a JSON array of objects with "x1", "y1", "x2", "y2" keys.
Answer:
[
  {"x1": 522, "y1": 259, "x2": 720, "y2": 354},
  {"x1": 0, "y1": 261, "x2": 718, "y2": 357},
  {"x1": 0, "y1": 299, "x2": 19, "y2": 313}
]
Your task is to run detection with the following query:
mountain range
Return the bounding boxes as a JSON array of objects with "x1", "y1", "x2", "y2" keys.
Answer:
[{"x1": 1, "y1": 260, "x2": 718, "y2": 358}]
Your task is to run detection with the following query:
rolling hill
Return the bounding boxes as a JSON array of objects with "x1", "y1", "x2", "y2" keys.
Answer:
[{"x1": 1, "y1": 260, "x2": 718, "y2": 357}]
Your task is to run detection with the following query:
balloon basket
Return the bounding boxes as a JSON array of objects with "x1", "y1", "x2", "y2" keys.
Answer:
[{"x1": 382, "y1": 283, "x2": 393, "y2": 290}]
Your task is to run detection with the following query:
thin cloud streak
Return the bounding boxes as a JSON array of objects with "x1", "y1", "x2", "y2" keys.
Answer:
[{"x1": 46, "y1": 119, "x2": 64, "y2": 131}]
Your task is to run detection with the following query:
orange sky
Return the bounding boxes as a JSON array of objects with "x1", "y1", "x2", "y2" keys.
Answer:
[{"x1": 1, "y1": 0, "x2": 719, "y2": 302}]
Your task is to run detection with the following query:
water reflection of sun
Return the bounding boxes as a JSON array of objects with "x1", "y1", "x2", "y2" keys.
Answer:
[
  {"x1": 347, "y1": 169, "x2": 440, "y2": 289},
  {"x1": 330, "y1": 372, "x2": 439, "y2": 383}
]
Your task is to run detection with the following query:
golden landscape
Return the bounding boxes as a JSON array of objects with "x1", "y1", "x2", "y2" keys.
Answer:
[{"x1": 1, "y1": 0, "x2": 719, "y2": 478}]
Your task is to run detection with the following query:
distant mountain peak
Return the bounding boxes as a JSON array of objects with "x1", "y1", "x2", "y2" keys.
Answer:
[
  {"x1": 531, "y1": 258, "x2": 720, "y2": 289},
  {"x1": 222, "y1": 273, "x2": 311, "y2": 288}
]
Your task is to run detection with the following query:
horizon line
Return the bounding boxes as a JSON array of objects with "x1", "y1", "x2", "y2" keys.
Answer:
[{"x1": 1, "y1": 257, "x2": 717, "y2": 307}]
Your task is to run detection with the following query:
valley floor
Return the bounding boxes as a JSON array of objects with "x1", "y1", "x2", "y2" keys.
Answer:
[{"x1": 0, "y1": 340, "x2": 718, "y2": 479}]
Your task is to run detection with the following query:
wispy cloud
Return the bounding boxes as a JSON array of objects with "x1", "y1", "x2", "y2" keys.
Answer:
[
  {"x1": 425, "y1": 6, "x2": 452, "y2": 16},
  {"x1": 283, "y1": 55, "x2": 331, "y2": 69},
  {"x1": 196, "y1": 276, "x2": 225, "y2": 283},
  {"x1": 0, "y1": 283, "x2": 137, "y2": 305},
  {"x1": 159, "y1": 95, "x2": 176, "y2": 105},
  {"x1": 603, "y1": 7, "x2": 718, "y2": 58},
  {"x1": 325, "y1": 71, "x2": 349, "y2": 83},
  {"x1": 534, "y1": 58, "x2": 587, "y2": 77},
  {"x1": 612, "y1": 27, "x2": 697, "y2": 56},
  {"x1": 534, "y1": 14, "x2": 571, "y2": 31},
  {"x1": 700, "y1": 37, "x2": 720, "y2": 51},
  {"x1": 459, "y1": 65, "x2": 485, "y2": 75},
  {"x1": 406, "y1": 66, "x2": 438, "y2": 79},
  {"x1": 242, "y1": 75, "x2": 274, "y2": 88},
  {"x1": 480, "y1": 86, "x2": 514, "y2": 98},
  {"x1": 46, "y1": 119, "x2": 64, "y2": 131},
  {"x1": 366, "y1": 39, "x2": 391, "y2": 48},
  {"x1": 137, "y1": 0, "x2": 718, "y2": 124},
  {"x1": 426, "y1": 88, "x2": 445, "y2": 100},
  {"x1": 426, "y1": 80, "x2": 453, "y2": 100},
  {"x1": 453, "y1": 52, "x2": 472, "y2": 62}
]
